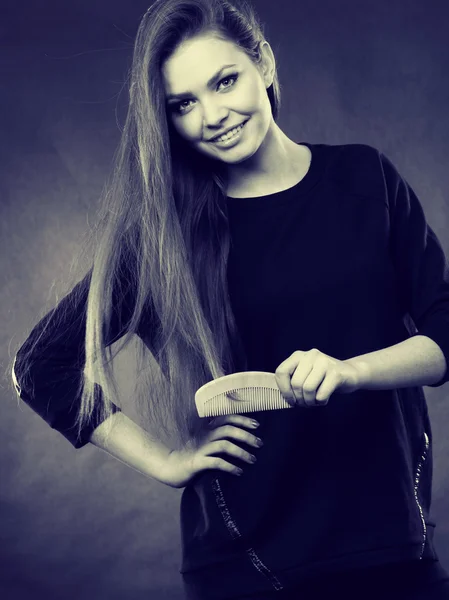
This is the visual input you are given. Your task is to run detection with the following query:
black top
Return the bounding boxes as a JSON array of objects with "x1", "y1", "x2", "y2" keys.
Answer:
[{"x1": 13, "y1": 142, "x2": 449, "y2": 599}]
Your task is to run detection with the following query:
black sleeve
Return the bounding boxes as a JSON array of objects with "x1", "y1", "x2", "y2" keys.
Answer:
[
  {"x1": 380, "y1": 151, "x2": 449, "y2": 387},
  {"x1": 12, "y1": 267, "x2": 142, "y2": 449}
]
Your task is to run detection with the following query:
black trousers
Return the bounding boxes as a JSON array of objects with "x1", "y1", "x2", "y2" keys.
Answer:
[{"x1": 234, "y1": 560, "x2": 449, "y2": 600}]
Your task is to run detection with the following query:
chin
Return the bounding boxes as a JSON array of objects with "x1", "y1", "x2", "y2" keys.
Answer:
[
  {"x1": 196, "y1": 141, "x2": 254, "y2": 163},
  {"x1": 217, "y1": 152, "x2": 254, "y2": 165}
]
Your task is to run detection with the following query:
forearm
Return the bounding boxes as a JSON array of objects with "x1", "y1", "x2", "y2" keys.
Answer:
[
  {"x1": 89, "y1": 412, "x2": 175, "y2": 487},
  {"x1": 346, "y1": 335, "x2": 447, "y2": 390}
]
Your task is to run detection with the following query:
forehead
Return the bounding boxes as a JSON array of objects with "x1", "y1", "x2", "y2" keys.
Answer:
[{"x1": 162, "y1": 33, "x2": 247, "y2": 87}]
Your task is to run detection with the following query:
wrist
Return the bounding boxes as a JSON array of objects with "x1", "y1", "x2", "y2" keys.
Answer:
[{"x1": 345, "y1": 357, "x2": 371, "y2": 390}]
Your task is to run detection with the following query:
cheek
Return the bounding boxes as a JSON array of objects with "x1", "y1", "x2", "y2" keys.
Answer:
[
  {"x1": 238, "y1": 79, "x2": 266, "y2": 110},
  {"x1": 172, "y1": 115, "x2": 202, "y2": 141}
]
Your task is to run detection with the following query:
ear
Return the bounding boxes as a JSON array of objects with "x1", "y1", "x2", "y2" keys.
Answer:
[{"x1": 259, "y1": 40, "x2": 276, "y2": 88}]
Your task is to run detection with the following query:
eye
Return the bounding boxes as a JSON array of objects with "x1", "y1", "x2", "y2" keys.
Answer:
[
  {"x1": 170, "y1": 73, "x2": 239, "y2": 115},
  {"x1": 173, "y1": 99, "x2": 193, "y2": 114},
  {"x1": 217, "y1": 74, "x2": 238, "y2": 90}
]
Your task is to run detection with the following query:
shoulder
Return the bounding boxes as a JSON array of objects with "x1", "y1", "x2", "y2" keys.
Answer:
[
  {"x1": 320, "y1": 141, "x2": 381, "y2": 174},
  {"x1": 317, "y1": 142, "x2": 393, "y2": 199}
]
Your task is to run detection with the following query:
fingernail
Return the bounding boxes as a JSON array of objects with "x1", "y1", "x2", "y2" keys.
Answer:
[{"x1": 251, "y1": 420, "x2": 260, "y2": 427}]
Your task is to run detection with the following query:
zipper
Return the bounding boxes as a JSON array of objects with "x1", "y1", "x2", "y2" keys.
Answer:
[
  {"x1": 413, "y1": 431, "x2": 429, "y2": 559},
  {"x1": 211, "y1": 476, "x2": 285, "y2": 591}
]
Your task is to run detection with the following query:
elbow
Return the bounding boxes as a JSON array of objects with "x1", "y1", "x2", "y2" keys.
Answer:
[{"x1": 11, "y1": 353, "x2": 23, "y2": 398}]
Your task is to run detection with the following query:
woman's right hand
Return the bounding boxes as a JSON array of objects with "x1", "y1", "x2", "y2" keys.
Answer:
[{"x1": 164, "y1": 414, "x2": 263, "y2": 489}]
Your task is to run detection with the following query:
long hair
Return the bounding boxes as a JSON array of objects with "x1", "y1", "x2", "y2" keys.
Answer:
[{"x1": 11, "y1": 0, "x2": 281, "y2": 450}]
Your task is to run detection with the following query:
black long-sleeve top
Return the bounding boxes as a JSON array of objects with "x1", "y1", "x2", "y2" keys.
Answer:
[{"x1": 12, "y1": 142, "x2": 449, "y2": 599}]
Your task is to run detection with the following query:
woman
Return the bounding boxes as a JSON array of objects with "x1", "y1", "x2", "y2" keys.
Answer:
[{"x1": 11, "y1": 0, "x2": 449, "y2": 598}]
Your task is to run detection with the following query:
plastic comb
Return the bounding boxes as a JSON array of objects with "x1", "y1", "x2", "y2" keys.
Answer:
[{"x1": 194, "y1": 371, "x2": 294, "y2": 418}]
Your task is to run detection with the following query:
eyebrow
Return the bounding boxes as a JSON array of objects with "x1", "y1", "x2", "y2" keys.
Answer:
[{"x1": 166, "y1": 63, "x2": 238, "y2": 102}]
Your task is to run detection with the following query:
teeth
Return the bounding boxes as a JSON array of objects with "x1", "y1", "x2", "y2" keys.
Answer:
[{"x1": 214, "y1": 123, "x2": 244, "y2": 143}]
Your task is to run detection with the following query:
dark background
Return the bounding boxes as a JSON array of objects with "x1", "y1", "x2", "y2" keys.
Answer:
[{"x1": 1, "y1": 0, "x2": 448, "y2": 598}]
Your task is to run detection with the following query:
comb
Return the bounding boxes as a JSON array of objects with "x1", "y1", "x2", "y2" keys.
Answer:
[{"x1": 194, "y1": 371, "x2": 294, "y2": 418}]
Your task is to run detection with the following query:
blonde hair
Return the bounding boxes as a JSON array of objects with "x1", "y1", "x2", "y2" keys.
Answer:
[{"x1": 11, "y1": 0, "x2": 281, "y2": 450}]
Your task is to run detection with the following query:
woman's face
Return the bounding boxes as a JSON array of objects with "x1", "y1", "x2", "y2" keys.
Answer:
[{"x1": 161, "y1": 32, "x2": 274, "y2": 164}]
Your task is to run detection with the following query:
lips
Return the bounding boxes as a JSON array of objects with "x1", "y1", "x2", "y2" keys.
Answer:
[{"x1": 208, "y1": 120, "x2": 248, "y2": 142}]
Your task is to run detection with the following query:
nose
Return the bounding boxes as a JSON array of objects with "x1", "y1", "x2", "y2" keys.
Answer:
[{"x1": 201, "y1": 100, "x2": 229, "y2": 133}]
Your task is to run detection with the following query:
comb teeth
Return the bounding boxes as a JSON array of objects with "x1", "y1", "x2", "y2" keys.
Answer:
[
  {"x1": 195, "y1": 372, "x2": 293, "y2": 417},
  {"x1": 202, "y1": 387, "x2": 292, "y2": 417}
]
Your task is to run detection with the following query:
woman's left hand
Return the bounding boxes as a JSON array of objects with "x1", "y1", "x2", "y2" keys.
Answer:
[{"x1": 274, "y1": 348, "x2": 365, "y2": 408}]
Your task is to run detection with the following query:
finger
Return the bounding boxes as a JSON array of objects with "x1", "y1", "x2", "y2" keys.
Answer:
[
  {"x1": 291, "y1": 388, "x2": 306, "y2": 409},
  {"x1": 208, "y1": 414, "x2": 257, "y2": 430},
  {"x1": 208, "y1": 415, "x2": 234, "y2": 428},
  {"x1": 300, "y1": 362, "x2": 327, "y2": 406},
  {"x1": 275, "y1": 350, "x2": 307, "y2": 406},
  {"x1": 314, "y1": 370, "x2": 340, "y2": 405},
  {"x1": 290, "y1": 354, "x2": 318, "y2": 405}
]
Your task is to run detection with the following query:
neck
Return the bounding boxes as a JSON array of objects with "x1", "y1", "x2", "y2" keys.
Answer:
[{"x1": 224, "y1": 123, "x2": 306, "y2": 197}]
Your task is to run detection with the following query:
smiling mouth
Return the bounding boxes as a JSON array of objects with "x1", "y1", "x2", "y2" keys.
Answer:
[{"x1": 208, "y1": 120, "x2": 248, "y2": 143}]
